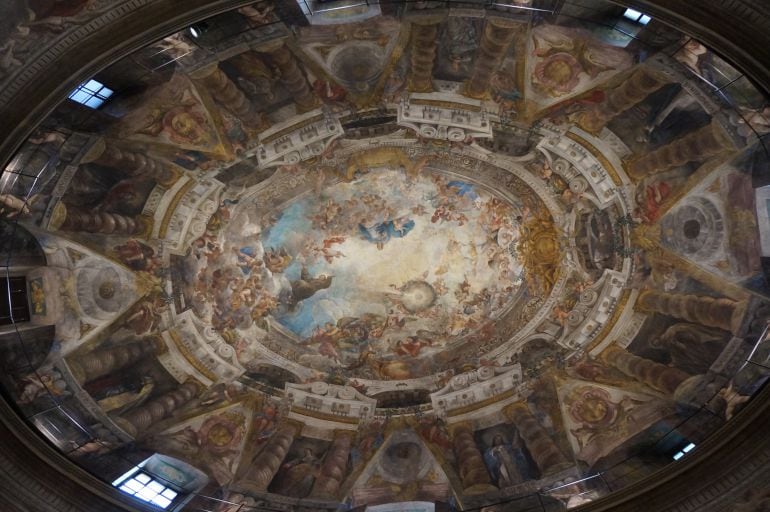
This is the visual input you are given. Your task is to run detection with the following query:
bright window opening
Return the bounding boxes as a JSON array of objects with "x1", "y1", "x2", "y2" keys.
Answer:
[
  {"x1": 67, "y1": 79, "x2": 114, "y2": 109},
  {"x1": 113, "y1": 468, "x2": 178, "y2": 509},
  {"x1": 673, "y1": 442, "x2": 696, "y2": 460},
  {"x1": 623, "y1": 7, "x2": 651, "y2": 25}
]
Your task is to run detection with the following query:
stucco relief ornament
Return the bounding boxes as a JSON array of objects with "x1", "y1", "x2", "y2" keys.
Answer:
[
  {"x1": 534, "y1": 53, "x2": 582, "y2": 97},
  {"x1": 198, "y1": 412, "x2": 245, "y2": 453},
  {"x1": 563, "y1": 381, "x2": 679, "y2": 465}
]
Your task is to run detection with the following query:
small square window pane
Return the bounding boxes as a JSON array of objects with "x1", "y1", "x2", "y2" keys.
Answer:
[
  {"x1": 161, "y1": 489, "x2": 178, "y2": 499},
  {"x1": 135, "y1": 473, "x2": 151, "y2": 484},
  {"x1": 112, "y1": 466, "x2": 140, "y2": 486},
  {"x1": 84, "y1": 97, "x2": 104, "y2": 109},
  {"x1": 147, "y1": 481, "x2": 165, "y2": 493},
  {"x1": 136, "y1": 486, "x2": 159, "y2": 502},
  {"x1": 623, "y1": 8, "x2": 642, "y2": 20},
  {"x1": 151, "y1": 495, "x2": 172, "y2": 508},
  {"x1": 69, "y1": 90, "x2": 91, "y2": 103},
  {"x1": 83, "y1": 79, "x2": 103, "y2": 92},
  {"x1": 119, "y1": 485, "x2": 137, "y2": 495},
  {"x1": 99, "y1": 86, "x2": 114, "y2": 98},
  {"x1": 639, "y1": 14, "x2": 651, "y2": 25},
  {"x1": 124, "y1": 479, "x2": 145, "y2": 492}
]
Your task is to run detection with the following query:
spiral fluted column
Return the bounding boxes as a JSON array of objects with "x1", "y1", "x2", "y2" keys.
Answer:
[
  {"x1": 602, "y1": 345, "x2": 691, "y2": 394},
  {"x1": 450, "y1": 421, "x2": 495, "y2": 494},
  {"x1": 310, "y1": 430, "x2": 354, "y2": 500},
  {"x1": 69, "y1": 337, "x2": 162, "y2": 384},
  {"x1": 407, "y1": 20, "x2": 440, "y2": 92},
  {"x1": 115, "y1": 381, "x2": 201, "y2": 438},
  {"x1": 504, "y1": 402, "x2": 571, "y2": 476},
  {"x1": 636, "y1": 290, "x2": 747, "y2": 334},
  {"x1": 579, "y1": 66, "x2": 669, "y2": 132},
  {"x1": 627, "y1": 121, "x2": 734, "y2": 180},
  {"x1": 193, "y1": 64, "x2": 266, "y2": 129},
  {"x1": 262, "y1": 41, "x2": 318, "y2": 113},
  {"x1": 465, "y1": 18, "x2": 518, "y2": 99},
  {"x1": 81, "y1": 139, "x2": 180, "y2": 186},
  {"x1": 236, "y1": 422, "x2": 300, "y2": 494},
  {"x1": 59, "y1": 204, "x2": 148, "y2": 235}
]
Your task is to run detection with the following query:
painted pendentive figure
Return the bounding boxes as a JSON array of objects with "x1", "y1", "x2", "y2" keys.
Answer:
[{"x1": 482, "y1": 432, "x2": 533, "y2": 489}]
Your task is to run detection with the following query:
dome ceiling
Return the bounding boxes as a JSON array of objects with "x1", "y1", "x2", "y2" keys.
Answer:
[{"x1": 1, "y1": 1, "x2": 769, "y2": 511}]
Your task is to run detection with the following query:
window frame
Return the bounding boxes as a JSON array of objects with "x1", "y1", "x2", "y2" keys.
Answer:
[
  {"x1": 622, "y1": 7, "x2": 652, "y2": 25},
  {"x1": 113, "y1": 467, "x2": 181, "y2": 510},
  {"x1": 67, "y1": 79, "x2": 114, "y2": 109}
]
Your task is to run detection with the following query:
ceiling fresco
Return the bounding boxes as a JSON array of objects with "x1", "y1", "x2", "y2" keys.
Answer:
[
  {"x1": 188, "y1": 165, "x2": 532, "y2": 378},
  {"x1": 1, "y1": 1, "x2": 770, "y2": 511}
]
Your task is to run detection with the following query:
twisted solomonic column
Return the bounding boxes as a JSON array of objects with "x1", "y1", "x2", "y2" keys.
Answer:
[
  {"x1": 261, "y1": 40, "x2": 318, "y2": 113},
  {"x1": 504, "y1": 402, "x2": 572, "y2": 476},
  {"x1": 636, "y1": 290, "x2": 748, "y2": 335},
  {"x1": 81, "y1": 139, "x2": 180, "y2": 186},
  {"x1": 310, "y1": 430, "x2": 355, "y2": 500},
  {"x1": 627, "y1": 121, "x2": 734, "y2": 180},
  {"x1": 578, "y1": 66, "x2": 670, "y2": 132},
  {"x1": 602, "y1": 345, "x2": 691, "y2": 395},
  {"x1": 407, "y1": 19, "x2": 441, "y2": 92},
  {"x1": 465, "y1": 18, "x2": 519, "y2": 99},
  {"x1": 235, "y1": 421, "x2": 301, "y2": 495},
  {"x1": 115, "y1": 381, "x2": 201, "y2": 438},
  {"x1": 58, "y1": 204, "x2": 149, "y2": 236},
  {"x1": 449, "y1": 421, "x2": 496, "y2": 494},
  {"x1": 192, "y1": 64, "x2": 267, "y2": 130},
  {"x1": 69, "y1": 337, "x2": 162, "y2": 384}
]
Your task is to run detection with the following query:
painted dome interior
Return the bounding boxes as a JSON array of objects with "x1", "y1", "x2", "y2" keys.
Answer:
[{"x1": 1, "y1": 1, "x2": 770, "y2": 511}]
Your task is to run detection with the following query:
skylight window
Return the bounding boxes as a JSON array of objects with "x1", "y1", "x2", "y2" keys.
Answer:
[
  {"x1": 623, "y1": 7, "x2": 651, "y2": 25},
  {"x1": 67, "y1": 79, "x2": 113, "y2": 109},
  {"x1": 113, "y1": 468, "x2": 178, "y2": 509},
  {"x1": 672, "y1": 442, "x2": 696, "y2": 460}
]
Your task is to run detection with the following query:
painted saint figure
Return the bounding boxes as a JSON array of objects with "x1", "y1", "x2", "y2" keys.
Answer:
[
  {"x1": 288, "y1": 267, "x2": 333, "y2": 311},
  {"x1": 271, "y1": 447, "x2": 321, "y2": 498},
  {"x1": 447, "y1": 180, "x2": 479, "y2": 202},
  {"x1": 234, "y1": 246, "x2": 262, "y2": 275},
  {"x1": 483, "y1": 433, "x2": 532, "y2": 489},
  {"x1": 358, "y1": 217, "x2": 415, "y2": 250}
]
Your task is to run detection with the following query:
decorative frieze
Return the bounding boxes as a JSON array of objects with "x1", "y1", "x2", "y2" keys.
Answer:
[
  {"x1": 253, "y1": 109, "x2": 343, "y2": 169},
  {"x1": 398, "y1": 93, "x2": 493, "y2": 141},
  {"x1": 285, "y1": 381, "x2": 377, "y2": 423}
]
